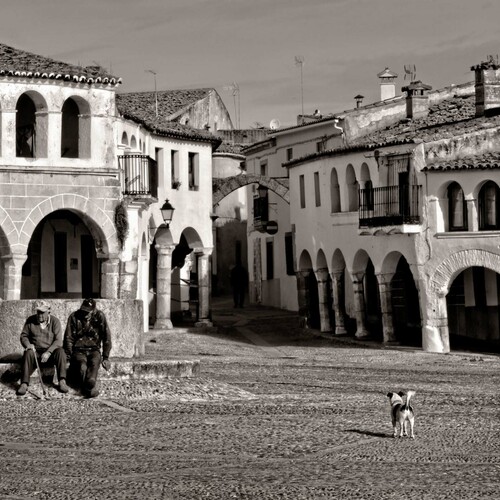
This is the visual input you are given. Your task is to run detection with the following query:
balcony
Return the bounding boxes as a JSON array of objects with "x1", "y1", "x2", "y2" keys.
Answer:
[
  {"x1": 359, "y1": 185, "x2": 421, "y2": 228},
  {"x1": 253, "y1": 195, "x2": 269, "y2": 232},
  {"x1": 119, "y1": 154, "x2": 158, "y2": 198}
]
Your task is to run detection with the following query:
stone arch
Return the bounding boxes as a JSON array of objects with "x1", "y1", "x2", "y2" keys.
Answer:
[
  {"x1": 330, "y1": 168, "x2": 341, "y2": 213},
  {"x1": 0, "y1": 206, "x2": 18, "y2": 254},
  {"x1": 16, "y1": 90, "x2": 49, "y2": 158},
  {"x1": 61, "y1": 95, "x2": 91, "y2": 159},
  {"x1": 213, "y1": 174, "x2": 289, "y2": 207},
  {"x1": 331, "y1": 249, "x2": 346, "y2": 273},
  {"x1": 298, "y1": 249, "x2": 313, "y2": 271},
  {"x1": 346, "y1": 164, "x2": 358, "y2": 211},
  {"x1": 316, "y1": 249, "x2": 328, "y2": 270},
  {"x1": 121, "y1": 131, "x2": 129, "y2": 146},
  {"x1": 351, "y1": 248, "x2": 370, "y2": 275},
  {"x1": 380, "y1": 250, "x2": 416, "y2": 278},
  {"x1": 19, "y1": 194, "x2": 119, "y2": 256},
  {"x1": 430, "y1": 249, "x2": 500, "y2": 297}
]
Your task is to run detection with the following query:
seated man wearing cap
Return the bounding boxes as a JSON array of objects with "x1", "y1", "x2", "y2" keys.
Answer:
[
  {"x1": 17, "y1": 301, "x2": 68, "y2": 396},
  {"x1": 64, "y1": 298, "x2": 112, "y2": 398}
]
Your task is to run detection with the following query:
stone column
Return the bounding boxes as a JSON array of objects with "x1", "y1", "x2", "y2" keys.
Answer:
[
  {"x1": 154, "y1": 244, "x2": 175, "y2": 329},
  {"x1": 119, "y1": 259, "x2": 138, "y2": 299},
  {"x1": 352, "y1": 272, "x2": 370, "y2": 338},
  {"x1": 330, "y1": 270, "x2": 347, "y2": 335},
  {"x1": 314, "y1": 268, "x2": 332, "y2": 333},
  {"x1": 1, "y1": 109, "x2": 17, "y2": 161},
  {"x1": 420, "y1": 280, "x2": 450, "y2": 353},
  {"x1": 2, "y1": 254, "x2": 27, "y2": 300},
  {"x1": 195, "y1": 250, "x2": 212, "y2": 327},
  {"x1": 296, "y1": 270, "x2": 310, "y2": 327},
  {"x1": 376, "y1": 272, "x2": 397, "y2": 343},
  {"x1": 466, "y1": 198, "x2": 478, "y2": 232},
  {"x1": 100, "y1": 257, "x2": 120, "y2": 299}
]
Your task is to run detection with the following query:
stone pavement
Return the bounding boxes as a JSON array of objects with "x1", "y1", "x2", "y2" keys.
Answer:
[{"x1": 0, "y1": 296, "x2": 499, "y2": 499}]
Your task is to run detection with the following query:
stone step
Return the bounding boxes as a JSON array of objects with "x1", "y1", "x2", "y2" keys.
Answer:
[{"x1": 0, "y1": 358, "x2": 200, "y2": 382}]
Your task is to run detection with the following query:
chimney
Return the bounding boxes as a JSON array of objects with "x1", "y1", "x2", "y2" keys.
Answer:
[
  {"x1": 402, "y1": 80, "x2": 432, "y2": 119},
  {"x1": 471, "y1": 56, "x2": 500, "y2": 117},
  {"x1": 377, "y1": 67, "x2": 398, "y2": 101},
  {"x1": 354, "y1": 94, "x2": 364, "y2": 108}
]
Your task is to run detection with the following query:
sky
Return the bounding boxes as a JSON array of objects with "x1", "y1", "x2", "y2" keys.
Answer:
[{"x1": 2, "y1": 0, "x2": 500, "y2": 129}]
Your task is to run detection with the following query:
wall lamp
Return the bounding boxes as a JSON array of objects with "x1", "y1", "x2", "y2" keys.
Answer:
[
  {"x1": 257, "y1": 184, "x2": 268, "y2": 198},
  {"x1": 160, "y1": 199, "x2": 175, "y2": 228}
]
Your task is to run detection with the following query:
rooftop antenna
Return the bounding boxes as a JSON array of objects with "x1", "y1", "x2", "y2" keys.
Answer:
[
  {"x1": 145, "y1": 69, "x2": 158, "y2": 117},
  {"x1": 295, "y1": 56, "x2": 305, "y2": 117},
  {"x1": 223, "y1": 82, "x2": 240, "y2": 129},
  {"x1": 404, "y1": 64, "x2": 417, "y2": 82}
]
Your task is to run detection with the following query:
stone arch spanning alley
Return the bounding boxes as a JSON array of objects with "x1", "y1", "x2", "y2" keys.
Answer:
[{"x1": 212, "y1": 174, "x2": 290, "y2": 208}]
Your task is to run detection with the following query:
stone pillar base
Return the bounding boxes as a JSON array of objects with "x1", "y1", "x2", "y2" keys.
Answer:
[
  {"x1": 355, "y1": 329, "x2": 370, "y2": 339},
  {"x1": 195, "y1": 320, "x2": 213, "y2": 328},
  {"x1": 154, "y1": 319, "x2": 173, "y2": 330},
  {"x1": 335, "y1": 326, "x2": 348, "y2": 335}
]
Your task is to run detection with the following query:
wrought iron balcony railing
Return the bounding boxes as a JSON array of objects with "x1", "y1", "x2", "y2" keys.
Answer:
[
  {"x1": 359, "y1": 185, "x2": 421, "y2": 227},
  {"x1": 119, "y1": 154, "x2": 158, "y2": 198}
]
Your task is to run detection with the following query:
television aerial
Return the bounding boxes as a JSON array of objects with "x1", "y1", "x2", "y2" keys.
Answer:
[
  {"x1": 223, "y1": 81, "x2": 240, "y2": 129},
  {"x1": 404, "y1": 64, "x2": 417, "y2": 82},
  {"x1": 269, "y1": 118, "x2": 281, "y2": 130}
]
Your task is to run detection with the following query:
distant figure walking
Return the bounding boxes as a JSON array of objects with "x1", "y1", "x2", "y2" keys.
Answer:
[{"x1": 230, "y1": 262, "x2": 248, "y2": 308}]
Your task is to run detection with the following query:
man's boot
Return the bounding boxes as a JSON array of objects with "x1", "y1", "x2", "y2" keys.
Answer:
[
  {"x1": 16, "y1": 383, "x2": 28, "y2": 396},
  {"x1": 59, "y1": 379, "x2": 69, "y2": 393}
]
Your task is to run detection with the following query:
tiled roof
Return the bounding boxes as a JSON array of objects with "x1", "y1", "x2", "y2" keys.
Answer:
[
  {"x1": 214, "y1": 141, "x2": 245, "y2": 156},
  {"x1": 116, "y1": 89, "x2": 213, "y2": 121},
  {"x1": 0, "y1": 43, "x2": 120, "y2": 85},
  {"x1": 349, "y1": 95, "x2": 479, "y2": 149},
  {"x1": 423, "y1": 153, "x2": 500, "y2": 171},
  {"x1": 119, "y1": 111, "x2": 220, "y2": 144},
  {"x1": 117, "y1": 88, "x2": 221, "y2": 144}
]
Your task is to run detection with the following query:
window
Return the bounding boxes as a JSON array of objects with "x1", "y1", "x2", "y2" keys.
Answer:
[
  {"x1": 16, "y1": 94, "x2": 36, "y2": 158},
  {"x1": 121, "y1": 132, "x2": 129, "y2": 146},
  {"x1": 253, "y1": 189, "x2": 269, "y2": 224},
  {"x1": 314, "y1": 172, "x2": 321, "y2": 207},
  {"x1": 364, "y1": 180, "x2": 374, "y2": 211},
  {"x1": 188, "y1": 152, "x2": 199, "y2": 190},
  {"x1": 299, "y1": 175, "x2": 306, "y2": 209},
  {"x1": 171, "y1": 150, "x2": 180, "y2": 188},
  {"x1": 330, "y1": 168, "x2": 341, "y2": 213},
  {"x1": 478, "y1": 181, "x2": 500, "y2": 230},
  {"x1": 260, "y1": 160, "x2": 267, "y2": 176},
  {"x1": 448, "y1": 182, "x2": 467, "y2": 231},
  {"x1": 286, "y1": 148, "x2": 293, "y2": 161},
  {"x1": 285, "y1": 232, "x2": 295, "y2": 276},
  {"x1": 316, "y1": 141, "x2": 324, "y2": 153},
  {"x1": 266, "y1": 240, "x2": 274, "y2": 280},
  {"x1": 61, "y1": 98, "x2": 79, "y2": 158}
]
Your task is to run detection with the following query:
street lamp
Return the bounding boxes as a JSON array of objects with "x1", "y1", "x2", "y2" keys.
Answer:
[
  {"x1": 160, "y1": 199, "x2": 175, "y2": 228},
  {"x1": 257, "y1": 185, "x2": 268, "y2": 198}
]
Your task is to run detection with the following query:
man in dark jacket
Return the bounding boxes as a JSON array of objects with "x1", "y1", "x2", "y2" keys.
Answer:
[
  {"x1": 17, "y1": 300, "x2": 68, "y2": 396},
  {"x1": 230, "y1": 261, "x2": 248, "y2": 308},
  {"x1": 64, "y1": 298, "x2": 112, "y2": 398}
]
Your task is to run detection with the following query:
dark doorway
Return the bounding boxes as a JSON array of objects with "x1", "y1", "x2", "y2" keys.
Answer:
[
  {"x1": 54, "y1": 232, "x2": 67, "y2": 293},
  {"x1": 306, "y1": 271, "x2": 320, "y2": 329},
  {"x1": 81, "y1": 234, "x2": 94, "y2": 297},
  {"x1": 391, "y1": 257, "x2": 422, "y2": 347}
]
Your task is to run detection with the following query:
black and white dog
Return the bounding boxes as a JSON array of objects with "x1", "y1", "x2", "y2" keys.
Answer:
[{"x1": 386, "y1": 390, "x2": 415, "y2": 438}]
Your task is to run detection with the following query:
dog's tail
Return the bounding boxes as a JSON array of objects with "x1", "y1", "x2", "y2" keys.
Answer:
[{"x1": 403, "y1": 390, "x2": 415, "y2": 411}]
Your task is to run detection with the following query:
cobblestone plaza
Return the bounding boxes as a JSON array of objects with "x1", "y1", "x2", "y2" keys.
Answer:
[{"x1": 1, "y1": 300, "x2": 499, "y2": 499}]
